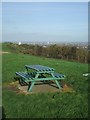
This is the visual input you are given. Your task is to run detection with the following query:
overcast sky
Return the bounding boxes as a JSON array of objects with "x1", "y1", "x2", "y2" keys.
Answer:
[{"x1": 2, "y1": 2, "x2": 88, "y2": 43}]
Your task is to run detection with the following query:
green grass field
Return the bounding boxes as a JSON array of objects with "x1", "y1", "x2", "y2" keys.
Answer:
[{"x1": 2, "y1": 43, "x2": 88, "y2": 118}]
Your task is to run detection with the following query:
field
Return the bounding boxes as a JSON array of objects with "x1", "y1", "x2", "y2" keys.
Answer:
[{"x1": 2, "y1": 43, "x2": 88, "y2": 118}]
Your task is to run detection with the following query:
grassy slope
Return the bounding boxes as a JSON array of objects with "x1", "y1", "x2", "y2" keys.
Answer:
[
  {"x1": 2, "y1": 43, "x2": 88, "y2": 118},
  {"x1": 2, "y1": 53, "x2": 88, "y2": 93},
  {"x1": 3, "y1": 90, "x2": 88, "y2": 118},
  {"x1": 0, "y1": 43, "x2": 2, "y2": 107}
]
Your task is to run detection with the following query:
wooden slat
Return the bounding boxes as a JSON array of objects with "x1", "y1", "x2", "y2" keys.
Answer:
[
  {"x1": 15, "y1": 72, "x2": 33, "y2": 79},
  {"x1": 25, "y1": 65, "x2": 55, "y2": 71},
  {"x1": 53, "y1": 72, "x2": 65, "y2": 78}
]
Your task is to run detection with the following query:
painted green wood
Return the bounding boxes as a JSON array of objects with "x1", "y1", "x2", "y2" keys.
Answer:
[
  {"x1": 25, "y1": 65, "x2": 55, "y2": 71},
  {"x1": 28, "y1": 81, "x2": 35, "y2": 92},
  {"x1": 15, "y1": 65, "x2": 65, "y2": 92},
  {"x1": 24, "y1": 77, "x2": 64, "y2": 82},
  {"x1": 27, "y1": 73, "x2": 39, "y2": 91},
  {"x1": 54, "y1": 80, "x2": 62, "y2": 90},
  {"x1": 36, "y1": 71, "x2": 55, "y2": 74},
  {"x1": 51, "y1": 72, "x2": 62, "y2": 90}
]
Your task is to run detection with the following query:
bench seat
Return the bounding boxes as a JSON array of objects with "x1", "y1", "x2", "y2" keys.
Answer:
[
  {"x1": 15, "y1": 72, "x2": 33, "y2": 79},
  {"x1": 53, "y1": 72, "x2": 65, "y2": 78}
]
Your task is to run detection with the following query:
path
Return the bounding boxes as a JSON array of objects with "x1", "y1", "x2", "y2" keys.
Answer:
[{"x1": 0, "y1": 51, "x2": 10, "y2": 55}]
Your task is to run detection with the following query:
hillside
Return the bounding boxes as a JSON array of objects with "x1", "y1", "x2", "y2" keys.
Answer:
[{"x1": 2, "y1": 43, "x2": 88, "y2": 118}]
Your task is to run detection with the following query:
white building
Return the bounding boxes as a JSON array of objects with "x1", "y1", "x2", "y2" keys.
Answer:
[{"x1": 18, "y1": 42, "x2": 21, "y2": 45}]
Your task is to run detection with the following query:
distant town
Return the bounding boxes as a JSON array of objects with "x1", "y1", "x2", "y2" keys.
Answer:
[{"x1": 3, "y1": 41, "x2": 88, "y2": 49}]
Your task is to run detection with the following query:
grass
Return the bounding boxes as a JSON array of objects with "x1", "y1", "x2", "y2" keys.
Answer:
[
  {"x1": 3, "y1": 90, "x2": 88, "y2": 118},
  {"x1": 2, "y1": 53, "x2": 88, "y2": 93},
  {"x1": 2, "y1": 43, "x2": 88, "y2": 118},
  {"x1": 0, "y1": 43, "x2": 2, "y2": 107}
]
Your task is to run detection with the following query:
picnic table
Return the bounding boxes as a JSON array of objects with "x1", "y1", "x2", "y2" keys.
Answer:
[{"x1": 15, "y1": 65, "x2": 65, "y2": 92}]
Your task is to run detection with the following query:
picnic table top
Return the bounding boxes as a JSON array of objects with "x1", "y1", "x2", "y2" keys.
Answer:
[{"x1": 25, "y1": 65, "x2": 55, "y2": 72}]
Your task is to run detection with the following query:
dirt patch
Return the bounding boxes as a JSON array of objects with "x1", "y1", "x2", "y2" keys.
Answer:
[
  {"x1": 3, "y1": 81, "x2": 19, "y2": 93},
  {"x1": 3, "y1": 81, "x2": 74, "y2": 95},
  {"x1": 62, "y1": 84, "x2": 74, "y2": 92},
  {"x1": 18, "y1": 82, "x2": 61, "y2": 94},
  {"x1": 0, "y1": 51, "x2": 10, "y2": 55},
  {"x1": 3, "y1": 85, "x2": 19, "y2": 92}
]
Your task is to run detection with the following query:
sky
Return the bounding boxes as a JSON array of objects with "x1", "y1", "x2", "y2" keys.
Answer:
[{"x1": 2, "y1": 2, "x2": 88, "y2": 43}]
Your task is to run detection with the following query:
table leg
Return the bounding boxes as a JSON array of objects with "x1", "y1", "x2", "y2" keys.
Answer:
[
  {"x1": 55, "y1": 80, "x2": 62, "y2": 90},
  {"x1": 25, "y1": 68, "x2": 28, "y2": 73},
  {"x1": 28, "y1": 73, "x2": 39, "y2": 92},
  {"x1": 51, "y1": 73, "x2": 62, "y2": 90},
  {"x1": 28, "y1": 81, "x2": 35, "y2": 92}
]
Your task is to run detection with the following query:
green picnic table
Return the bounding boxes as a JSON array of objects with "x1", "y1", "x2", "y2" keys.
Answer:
[{"x1": 15, "y1": 65, "x2": 65, "y2": 92}]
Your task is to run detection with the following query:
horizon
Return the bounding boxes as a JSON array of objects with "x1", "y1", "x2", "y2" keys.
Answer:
[{"x1": 2, "y1": 2, "x2": 88, "y2": 43}]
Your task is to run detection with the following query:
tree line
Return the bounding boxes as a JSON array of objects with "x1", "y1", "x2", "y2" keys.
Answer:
[{"x1": 7, "y1": 42, "x2": 89, "y2": 63}]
